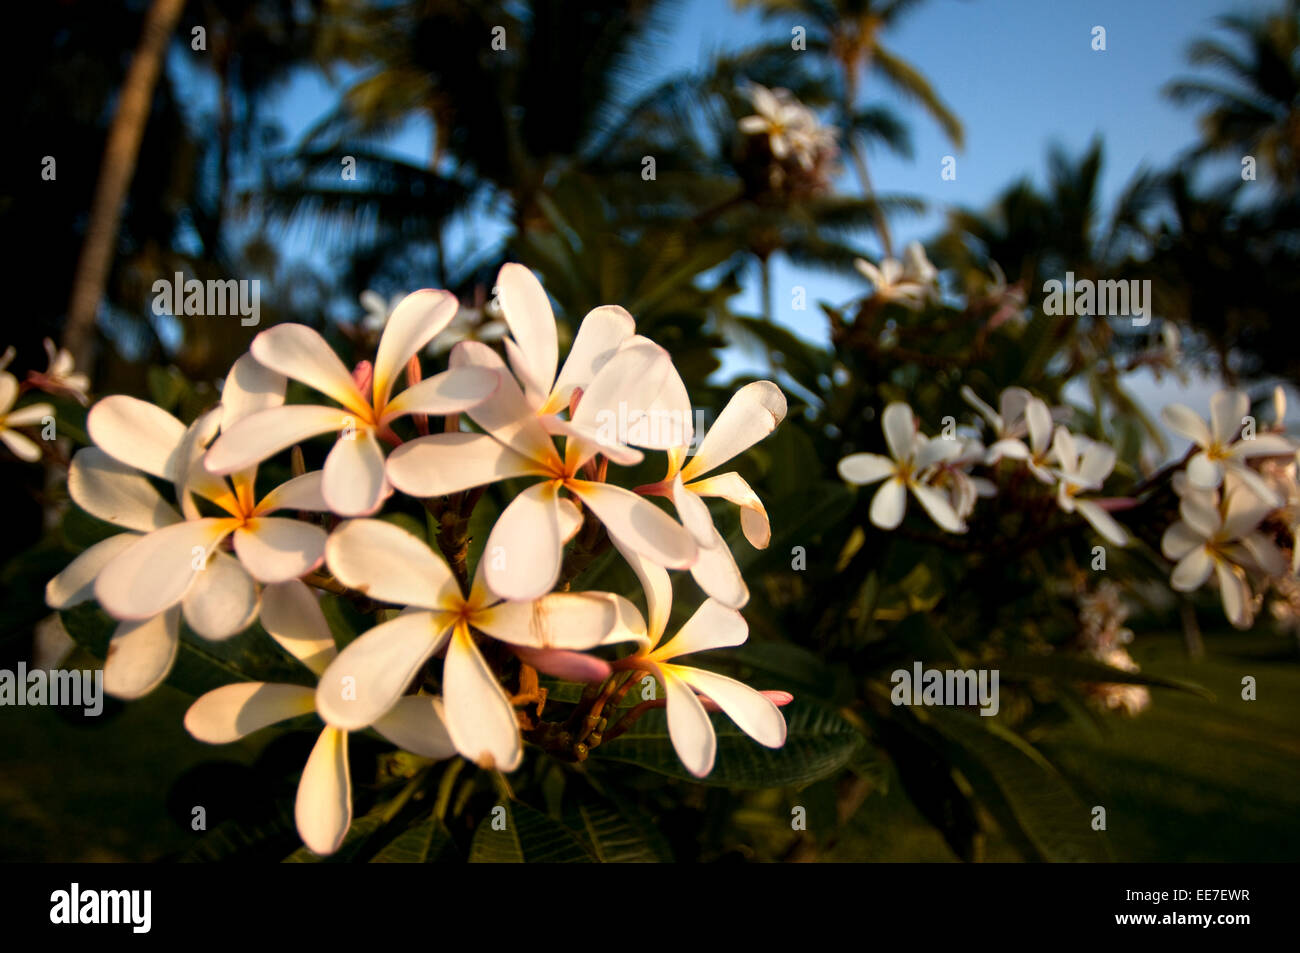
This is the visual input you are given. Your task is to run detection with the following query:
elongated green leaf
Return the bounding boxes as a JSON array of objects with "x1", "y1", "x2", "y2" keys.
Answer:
[
  {"x1": 923, "y1": 707, "x2": 1111, "y2": 862},
  {"x1": 179, "y1": 802, "x2": 299, "y2": 863},
  {"x1": 569, "y1": 802, "x2": 671, "y2": 862},
  {"x1": 370, "y1": 818, "x2": 458, "y2": 863},
  {"x1": 997, "y1": 654, "x2": 1215, "y2": 700},
  {"x1": 596, "y1": 700, "x2": 862, "y2": 788},
  {"x1": 469, "y1": 802, "x2": 595, "y2": 863}
]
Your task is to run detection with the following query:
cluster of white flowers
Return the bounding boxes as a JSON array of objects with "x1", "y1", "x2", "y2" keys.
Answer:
[
  {"x1": 39, "y1": 265, "x2": 791, "y2": 855},
  {"x1": 853, "y1": 242, "x2": 941, "y2": 311},
  {"x1": 737, "y1": 82, "x2": 839, "y2": 193},
  {"x1": 837, "y1": 387, "x2": 1128, "y2": 547},
  {"x1": 1160, "y1": 387, "x2": 1296, "y2": 628}
]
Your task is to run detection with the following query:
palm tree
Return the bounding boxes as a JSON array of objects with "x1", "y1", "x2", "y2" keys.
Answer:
[
  {"x1": 735, "y1": 0, "x2": 963, "y2": 256},
  {"x1": 63, "y1": 0, "x2": 187, "y2": 376},
  {"x1": 1165, "y1": 0, "x2": 1300, "y2": 192}
]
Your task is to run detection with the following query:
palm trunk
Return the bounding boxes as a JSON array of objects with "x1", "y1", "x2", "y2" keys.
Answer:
[
  {"x1": 63, "y1": 0, "x2": 187, "y2": 376},
  {"x1": 841, "y1": 55, "x2": 893, "y2": 258}
]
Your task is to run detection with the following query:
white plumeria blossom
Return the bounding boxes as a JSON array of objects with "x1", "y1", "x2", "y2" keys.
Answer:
[
  {"x1": 982, "y1": 393, "x2": 1057, "y2": 482},
  {"x1": 962, "y1": 385, "x2": 1032, "y2": 454},
  {"x1": 1161, "y1": 482, "x2": 1284, "y2": 628},
  {"x1": 737, "y1": 83, "x2": 817, "y2": 165},
  {"x1": 427, "y1": 302, "x2": 506, "y2": 355},
  {"x1": 204, "y1": 290, "x2": 499, "y2": 516},
  {"x1": 1161, "y1": 388, "x2": 1293, "y2": 507},
  {"x1": 1050, "y1": 426, "x2": 1129, "y2": 547},
  {"x1": 315, "y1": 519, "x2": 640, "y2": 771},
  {"x1": 637, "y1": 380, "x2": 787, "y2": 610},
  {"x1": 614, "y1": 542, "x2": 787, "y2": 778},
  {"x1": 853, "y1": 256, "x2": 926, "y2": 310},
  {"x1": 0, "y1": 370, "x2": 53, "y2": 461},
  {"x1": 386, "y1": 266, "x2": 698, "y2": 601},
  {"x1": 184, "y1": 580, "x2": 456, "y2": 856},
  {"x1": 91, "y1": 356, "x2": 335, "y2": 634},
  {"x1": 38, "y1": 337, "x2": 91, "y2": 405},
  {"x1": 358, "y1": 289, "x2": 405, "y2": 333},
  {"x1": 837, "y1": 401, "x2": 966, "y2": 533}
]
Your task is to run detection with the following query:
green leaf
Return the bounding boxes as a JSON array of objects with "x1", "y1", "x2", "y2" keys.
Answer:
[
  {"x1": 922, "y1": 707, "x2": 1112, "y2": 862},
  {"x1": 568, "y1": 802, "x2": 672, "y2": 862},
  {"x1": 369, "y1": 818, "x2": 458, "y2": 863},
  {"x1": 179, "y1": 803, "x2": 299, "y2": 862},
  {"x1": 996, "y1": 654, "x2": 1215, "y2": 700},
  {"x1": 468, "y1": 802, "x2": 595, "y2": 863},
  {"x1": 596, "y1": 699, "x2": 863, "y2": 788}
]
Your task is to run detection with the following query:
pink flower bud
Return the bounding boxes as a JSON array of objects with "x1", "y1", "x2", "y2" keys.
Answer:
[{"x1": 513, "y1": 646, "x2": 611, "y2": 683}]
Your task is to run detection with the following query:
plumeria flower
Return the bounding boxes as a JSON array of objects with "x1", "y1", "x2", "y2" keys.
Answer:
[
  {"x1": 837, "y1": 402, "x2": 966, "y2": 533},
  {"x1": 385, "y1": 337, "x2": 697, "y2": 601},
  {"x1": 1161, "y1": 483, "x2": 1283, "y2": 628},
  {"x1": 637, "y1": 381, "x2": 787, "y2": 609},
  {"x1": 184, "y1": 580, "x2": 456, "y2": 855},
  {"x1": 427, "y1": 302, "x2": 506, "y2": 355},
  {"x1": 1161, "y1": 388, "x2": 1293, "y2": 506},
  {"x1": 358, "y1": 289, "x2": 405, "y2": 333},
  {"x1": 981, "y1": 394, "x2": 1057, "y2": 481},
  {"x1": 45, "y1": 388, "x2": 280, "y2": 698},
  {"x1": 738, "y1": 83, "x2": 815, "y2": 164},
  {"x1": 610, "y1": 543, "x2": 787, "y2": 778},
  {"x1": 91, "y1": 356, "x2": 335, "y2": 640},
  {"x1": 315, "y1": 519, "x2": 640, "y2": 771},
  {"x1": 1050, "y1": 427, "x2": 1129, "y2": 547},
  {"x1": 961, "y1": 385, "x2": 1032, "y2": 453},
  {"x1": 925, "y1": 436, "x2": 993, "y2": 523},
  {"x1": 853, "y1": 256, "x2": 926, "y2": 310},
  {"x1": 27, "y1": 338, "x2": 91, "y2": 406},
  {"x1": 204, "y1": 291, "x2": 499, "y2": 516},
  {"x1": 900, "y1": 241, "x2": 939, "y2": 298},
  {"x1": 0, "y1": 370, "x2": 53, "y2": 461}
]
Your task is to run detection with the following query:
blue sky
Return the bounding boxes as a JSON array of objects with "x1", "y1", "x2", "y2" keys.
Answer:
[{"x1": 242, "y1": 0, "x2": 1276, "y2": 436}]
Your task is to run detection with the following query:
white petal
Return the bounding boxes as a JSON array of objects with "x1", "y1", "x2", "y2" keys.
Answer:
[
  {"x1": 5, "y1": 401, "x2": 53, "y2": 427},
  {"x1": 221, "y1": 352, "x2": 286, "y2": 431},
  {"x1": 296, "y1": 726, "x2": 352, "y2": 856},
  {"x1": 373, "y1": 290, "x2": 459, "y2": 408},
  {"x1": 102, "y1": 608, "x2": 181, "y2": 700},
  {"x1": 234, "y1": 517, "x2": 327, "y2": 583},
  {"x1": 570, "y1": 339, "x2": 680, "y2": 456},
  {"x1": 1214, "y1": 559, "x2": 1250, "y2": 627},
  {"x1": 837, "y1": 452, "x2": 895, "y2": 486},
  {"x1": 387, "y1": 431, "x2": 541, "y2": 498},
  {"x1": 444, "y1": 623, "x2": 522, "y2": 770},
  {"x1": 548, "y1": 305, "x2": 636, "y2": 411},
  {"x1": 869, "y1": 477, "x2": 908, "y2": 529},
  {"x1": 472, "y1": 592, "x2": 617, "y2": 649},
  {"x1": 496, "y1": 263, "x2": 558, "y2": 403},
  {"x1": 654, "y1": 598, "x2": 748, "y2": 660},
  {"x1": 911, "y1": 481, "x2": 966, "y2": 533},
  {"x1": 609, "y1": 537, "x2": 673, "y2": 648},
  {"x1": 1025, "y1": 398, "x2": 1053, "y2": 455},
  {"x1": 685, "y1": 471, "x2": 771, "y2": 549},
  {"x1": 46, "y1": 533, "x2": 143, "y2": 608},
  {"x1": 95, "y1": 519, "x2": 234, "y2": 620},
  {"x1": 68, "y1": 447, "x2": 178, "y2": 532},
  {"x1": 251, "y1": 324, "x2": 368, "y2": 417},
  {"x1": 372, "y1": 695, "x2": 457, "y2": 760},
  {"x1": 182, "y1": 550, "x2": 260, "y2": 640},
  {"x1": 322, "y1": 430, "x2": 389, "y2": 517},
  {"x1": 688, "y1": 531, "x2": 750, "y2": 610},
  {"x1": 380, "y1": 366, "x2": 498, "y2": 424},
  {"x1": 1180, "y1": 494, "x2": 1223, "y2": 539},
  {"x1": 1078, "y1": 442, "x2": 1117, "y2": 486},
  {"x1": 1074, "y1": 499, "x2": 1129, "y2": 547},
  {"x1": 1229, "y1": 433, "x2": 1294, "y2": 459},
  {"x1": 0, "y1": 428, "x2": 41, "y2": 461},
  {"x1": 1210, "y1": 389, "x2": 1248, "y2": 446},
  {"x1": 1161, "y1": 521, "x2": 1202, "y2": 561},
  {"x1": 185, "y1": 682, "x2": 316, "y2": 743},
  {"x1": 87, "y1": 395, "x2": 185, "y2": 479},
  {"x1": 205, "y1": 404, "x2": 347, "y2": 475},
  {"x1": 1171, "y1": 547, "x2": 1214, "y2": 591},
  {"x1": 880, "y1": 402, "x2": 916, "y2": 462},
  {"x1": 255, "y1": 471, "x2": 331, "y2": 514},
  {"x1": 325, "y1": 518, "x2": 459, "y2": 610},
  {"x1": 568, "y1": 480, "x2": 696, "y2": 569},
  {"x1": 450, "y1": 342, "x2": 561, "y2": 466},
  {"x1": 671, "y1": 475, "x2": 715, "y2": 546},
  {"x1": 661, "y1": 666, "x2": 716, "y2": 777},
  {"x1": 1162, "y1": 403, "x2": 1212, "y2": 448},
  {"x1": 261, "y1": 580, "x2": 337, "y2": 675},
  {"x1": 1186, "y1": 451, "x2": 1224, "y2": 489},
  {"x1": 482, "y1": 481, "x2": 566, "y2": 600},
  {"x1": 674, "y1": 666, "x2": 786, "y2": 748},
  {"x1": 315, "y1": 609, "x2": 450, "y2": 730},
  {"x1": 681, "y1": 381, "x2": 786, "y2": 481}
]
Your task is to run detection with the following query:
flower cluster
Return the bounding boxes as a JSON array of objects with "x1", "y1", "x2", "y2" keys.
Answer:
[
  {"x1": 40, "y1": 265, "x2": 791, "y2": 855},
  {"x1": 737, "y1": 82, "x2": 839, "y2": 195}
]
